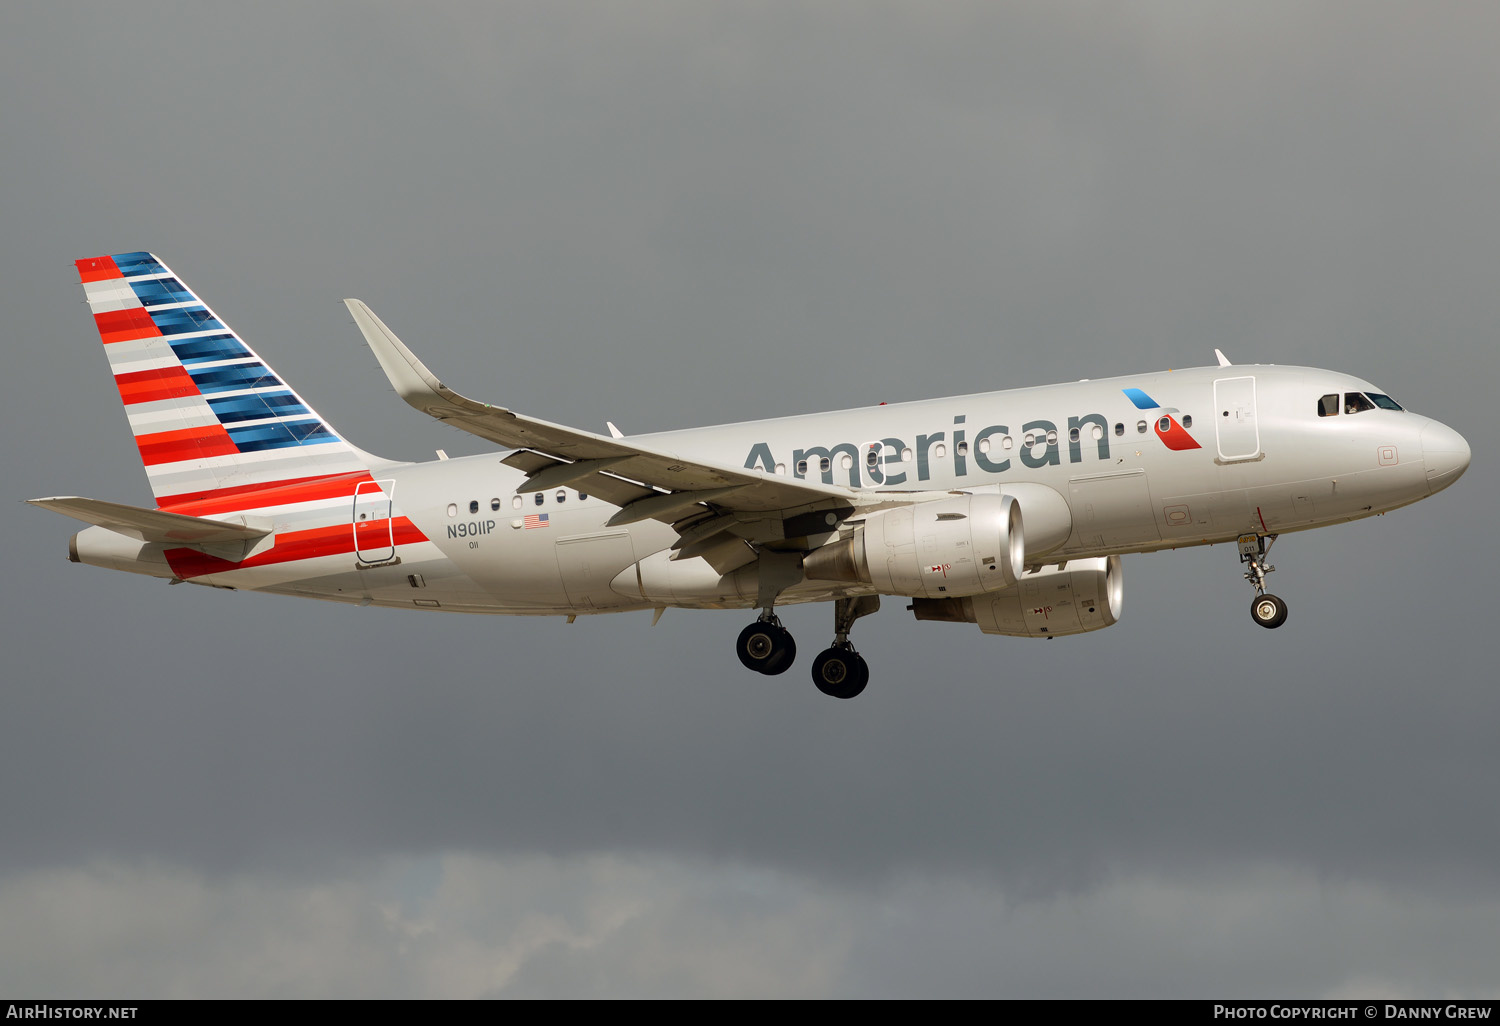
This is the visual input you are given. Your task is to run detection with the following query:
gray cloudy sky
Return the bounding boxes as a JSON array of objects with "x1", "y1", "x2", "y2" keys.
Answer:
[{"x1": 2, "y1": 1, "x2": 1496, "y2": 999}]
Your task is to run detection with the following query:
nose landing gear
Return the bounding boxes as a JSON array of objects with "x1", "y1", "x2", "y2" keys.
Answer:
[
  {"x1": 1251, "y1": 592, "x2": 1289, "y2": 629},
  {"x1": 1239, "y1": 533, "x2": 1288, "y2": 629}
]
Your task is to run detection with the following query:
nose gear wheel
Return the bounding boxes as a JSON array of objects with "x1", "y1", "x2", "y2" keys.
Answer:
[
  {"x1": 1251, "y1": 593, "x2": 1288, "y2": 629},
  {"x1": 1238, "y1": 533, "x2": 1287, "y2": 629}
]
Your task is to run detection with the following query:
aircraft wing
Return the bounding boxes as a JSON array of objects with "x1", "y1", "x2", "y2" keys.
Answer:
[{"x1": 345, "y1": 301, "x2": 920, "y2": 539}]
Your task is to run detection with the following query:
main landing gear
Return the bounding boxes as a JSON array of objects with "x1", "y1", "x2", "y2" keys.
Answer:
[
  {"x1": 733, "y1": 594, "x2": 881, "y2": 699},
  {"x1": 810, "y1": 595, "x2": 879, "y2": 700},
  {"x1": 810, "y1": 646, "x2": 868, "y2": 700},
  {"x1": 1238, "y1": 533, "x2": 1288, "y2": 629},
  {"x1": 736, "y1": 615, "x2": 796, "y2": 675}
]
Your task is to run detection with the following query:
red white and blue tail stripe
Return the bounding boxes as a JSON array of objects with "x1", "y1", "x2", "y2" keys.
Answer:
[{"x1": 76, "y1": 252, "x2": 375, "y2": 506}]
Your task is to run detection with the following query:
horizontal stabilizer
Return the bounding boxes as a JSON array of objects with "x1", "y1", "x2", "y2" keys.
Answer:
[{"x1": 28, "y1": 496, "x2": 273, "y2": 555}]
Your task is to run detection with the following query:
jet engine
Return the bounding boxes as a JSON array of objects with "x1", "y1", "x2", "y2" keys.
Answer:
[
  {"x1": 803, "y1": 494, "x2": 1024, "y2": 599},
  {"x1": 909, "y1": 556, "x2": 1123, "y2": 637}
]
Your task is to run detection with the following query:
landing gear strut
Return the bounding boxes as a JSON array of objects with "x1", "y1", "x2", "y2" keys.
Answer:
[
  {"x1": 737, "y1": 551, "x2": 802, "y2": 676},
  {"x1": 736, "y1": 614, "x2": 796, "y2": 675},
  {"x1": 811, "y1": 595, "x2": 879, "y2": 699},
  {"x1": 1238, "y1": 533, "x2": 1288, "y2": 629}
]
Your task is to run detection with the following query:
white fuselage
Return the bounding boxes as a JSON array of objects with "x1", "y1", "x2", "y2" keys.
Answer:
[{"x1": 68, "y1": 362, "x2": 1461, "y2": 617}]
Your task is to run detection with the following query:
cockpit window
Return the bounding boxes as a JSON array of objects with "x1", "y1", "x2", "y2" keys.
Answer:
[
  {"x1": 1367, "y1": 392, "x2": 1403, "y2": 411},
  {"x1": 1344, "y1": 392, "x2": 1376, "y2": 414},
  {"x1": 1318, "y1": 394, "x2": 1339, "y2": 417}
]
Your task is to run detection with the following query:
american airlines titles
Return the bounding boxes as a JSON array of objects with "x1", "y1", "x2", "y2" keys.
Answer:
[{"x1": 742, "y1": 412, "x2": 1119, "y2": 487}]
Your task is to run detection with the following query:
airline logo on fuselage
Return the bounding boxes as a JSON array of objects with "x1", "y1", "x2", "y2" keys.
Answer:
[
  {"x1": 1124, "y1": 388, "x2": 1202, "y2": 452},
  {"x1": 742, "y1": 389, "x2": 1201, "y2": 487}
]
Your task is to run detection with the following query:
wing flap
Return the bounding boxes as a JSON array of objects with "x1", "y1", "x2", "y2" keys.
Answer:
[
  {"x1": 500, "y1": 449, "x2": 662, "y2": 513},
  {"x1": 695, "y1": 536, "x2": 758, "y2": 575}
]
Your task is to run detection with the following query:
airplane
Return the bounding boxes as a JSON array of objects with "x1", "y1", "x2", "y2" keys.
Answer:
[{"x1": 31, "y1": 252, "x2": 1471, "y2": 699}]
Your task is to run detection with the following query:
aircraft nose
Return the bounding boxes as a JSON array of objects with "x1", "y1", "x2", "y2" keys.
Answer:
[{"x1": 1420, "y1": 420, "x2": 1471, "y2": 494}]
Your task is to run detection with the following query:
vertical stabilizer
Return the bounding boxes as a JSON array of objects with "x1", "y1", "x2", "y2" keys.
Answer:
[{"x1": 76, "y1": 252, "x2": 377, "y2": 507}]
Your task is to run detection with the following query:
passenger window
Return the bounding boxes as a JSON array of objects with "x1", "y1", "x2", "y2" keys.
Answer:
[
  {"x1": 446, "y1": 503, "x2": 457, "y2": 517},
  {"x1": 1181, "y1": 415, "x2": 1192, "y2": 428},
  {"x1": 1137, "y1": 421, "x2": 1148, "y2": 434},
  {"x1": 534, "y1": 493, "x2": 545, "y2": 506},
  {"x1": 512, "y1": 496, "x2": 523, "y2": 510},
  {"x1": 1345, "y1": 392, "x2": 1375, "y2": 414},
  {"x1": 555, "y1": 490, "x2": 566, "y2": 504},
  {"x1": 490, "y1": 498, "x2": 501, "y2": 511},
  {"x1": 578, "y1": 492, "x2": 588, "y2": 500},
  {"x1": 796, "y1": 460, "x2": 808, "y2": 476},
  {"x1": 956, "y1": 441, "x2": 969, "y2": 456},
  {"x1": 1068, "y1": 428, "x2": 1079, "y2": 443},
  {"x1": 1318, "y1": 394, "x2": 1339, "y2": 417},
  {"x1": 1158, "y1": 416, "x2": 1171, "y2": 432},
  {"x1": 1114, "y1": 423, "x2": 1124, "y2": 437},
  {"x1": 469, "y1": 500, "x2": 479, "y2": 514},
  {"x1": 820, "y1": 457, "x2": 831, "y2": 473},
  {"x1": 866, "y1": 449, "x2": 880, "y2": 469}
]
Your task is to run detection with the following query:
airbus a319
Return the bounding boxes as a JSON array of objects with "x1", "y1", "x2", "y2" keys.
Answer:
[{"x1": 32, "y1": 253, "x2": 1471, "y2": 698}]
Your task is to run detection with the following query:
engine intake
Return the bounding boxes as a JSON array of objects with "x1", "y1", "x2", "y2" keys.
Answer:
[{"x1": 803, "y1": 494, "x2": 1023, "y2": 599}]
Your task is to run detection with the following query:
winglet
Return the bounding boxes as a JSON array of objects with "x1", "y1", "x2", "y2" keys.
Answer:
[
  {"x1": 344, "y1": 299, "x2": 500, "y2": 419},
  {"x1": 1214, "y1": 348, "x2": 1232, "y2": 367}
]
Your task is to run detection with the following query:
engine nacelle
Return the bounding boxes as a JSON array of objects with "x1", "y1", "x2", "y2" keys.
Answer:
[
  {"x1": 803, "y1": 494, "x2": 1023, "y2": 599},
  {"x1": 909, "y1": 556, "x2": 1123, "y2": 637}
]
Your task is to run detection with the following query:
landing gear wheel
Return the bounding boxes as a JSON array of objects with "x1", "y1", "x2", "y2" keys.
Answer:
[
  {"x1": 812, "y1": 647, "x2": 869, "y2": 700},
  {"x1": 737, "y1": 620, "x2": 796, "y2": 675},
  {"x1": 1251, "y1": 593, "x2": 1288, "y2": 629},
  {"x1": 764, "y1": 632, "x2": 797, "y2": 675}
]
